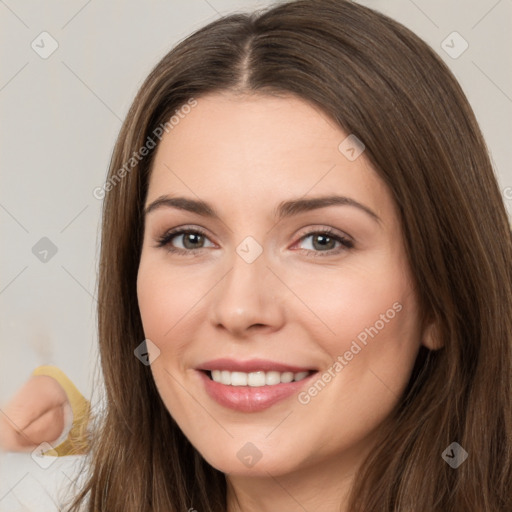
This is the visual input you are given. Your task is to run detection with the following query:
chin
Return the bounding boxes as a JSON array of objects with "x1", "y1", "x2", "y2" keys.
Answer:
[{"x1": 189, "y1": 435, "x2": 307, "y2": 477}]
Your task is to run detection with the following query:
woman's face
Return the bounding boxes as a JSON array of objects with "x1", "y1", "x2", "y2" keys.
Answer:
[{"x1": 137, "y1": 92, "x2": 429, "y2": 478}]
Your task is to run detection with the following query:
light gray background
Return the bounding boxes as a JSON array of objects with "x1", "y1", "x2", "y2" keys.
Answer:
[{"x1": 0, "y1": 0, "x2": 511, "y2": 509}]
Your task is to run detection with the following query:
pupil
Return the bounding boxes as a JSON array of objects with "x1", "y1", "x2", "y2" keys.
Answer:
[
  {"x1": 184, "y1": 233, "x2": 203, "y2": 249},
  {"x1": 313, "y1": 234, "x2": 333, "y2": 250}
]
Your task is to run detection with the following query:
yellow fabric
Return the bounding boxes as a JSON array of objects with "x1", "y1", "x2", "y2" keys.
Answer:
[{"x1": 31, "y1": 365, "x2": 91, "y2": 456}]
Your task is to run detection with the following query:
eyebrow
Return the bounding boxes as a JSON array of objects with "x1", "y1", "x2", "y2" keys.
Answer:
[{"x1": 143, "y1": 194, "x2": 381, "y2": 224}]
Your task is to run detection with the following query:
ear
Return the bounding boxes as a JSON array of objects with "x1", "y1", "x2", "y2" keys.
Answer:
[{"x1": 421, "y1": 319, "x2": 443, "y2": 350}]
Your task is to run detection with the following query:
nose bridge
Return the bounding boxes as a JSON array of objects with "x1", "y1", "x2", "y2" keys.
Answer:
[{"x1": 209, "y1": 239, "x2": 285, "y2": 335}]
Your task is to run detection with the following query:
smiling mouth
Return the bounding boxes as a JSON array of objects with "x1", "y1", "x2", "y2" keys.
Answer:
[{"x1": 203, "y1": 369, "x2": 316, "y2": 387}]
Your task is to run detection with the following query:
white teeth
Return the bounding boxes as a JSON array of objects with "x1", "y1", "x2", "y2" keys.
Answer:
[
  {"x1": 248, "y1": 371, "x2": 266, "y2": 387},
  {"x1": 294, "y1": 371, "x2": 309, "y2": 381},
  {"x1": 220, "y1": 370, "x2": 231, "y2": 385},
  {"x1": 231, "y1": 372, "x2": 248, "y2": 386},
  {"x1": 280, "y1": 371, "x2": 294, "y2": 383},
  {"x1": 209, "y1": 370, "x2": 311, "y2": 386},
  {"x1": 265, "y1": 371, "x2": 281, "y2": 385}
]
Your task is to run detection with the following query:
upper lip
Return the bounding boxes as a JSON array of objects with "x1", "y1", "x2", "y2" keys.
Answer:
[{"x1": 197, "y1": 358, "x2": 317, "y2": 373}]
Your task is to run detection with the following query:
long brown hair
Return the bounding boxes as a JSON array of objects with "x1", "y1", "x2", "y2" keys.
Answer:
[{"x1": 66, "y1": 1, "x2": 512, "y2": 510}]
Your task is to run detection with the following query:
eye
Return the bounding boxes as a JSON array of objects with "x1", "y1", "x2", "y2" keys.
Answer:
[
  {"x1": 156, "y1": 227, "x2": 215, "y2": 254},
  {"x1": 294, "y1": 228, "x2": 353, "y2": 256},
  {"x1": 155, "y1": 226, "x2": 353, "y2": 257}
]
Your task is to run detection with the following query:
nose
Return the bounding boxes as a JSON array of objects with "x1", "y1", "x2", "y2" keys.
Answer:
[{"x1": 209, "y1": 247, "x2": 286, "y2": 339}]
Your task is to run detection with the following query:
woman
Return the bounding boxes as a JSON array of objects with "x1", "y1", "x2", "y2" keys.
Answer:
[{"x1": 8, "y1": 0, "x2": 509, "y2": 510}]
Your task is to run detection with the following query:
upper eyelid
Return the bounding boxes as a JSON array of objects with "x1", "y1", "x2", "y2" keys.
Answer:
[
  {"x1": 157, "y1": 224, "x2": 349, "y2": 238},
  {"x1": 157, "y1": 225, "x2": 352, "y2": 249},
  {"x1": 158, "y1": 225, "x2": 213, "y2": 242},
  {"x1": 156, "y1": 226, "x2": 213, "y2": 246}
]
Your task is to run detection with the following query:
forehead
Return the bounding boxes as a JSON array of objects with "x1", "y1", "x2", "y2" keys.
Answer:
[{"x1": 146, "y1": 92, "x2": 392, "y2": 221}]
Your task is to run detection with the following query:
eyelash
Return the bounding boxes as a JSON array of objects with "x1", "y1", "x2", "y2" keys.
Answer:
[{"x1": 156, "y1": 226, "x2": 354, "y2": 257}]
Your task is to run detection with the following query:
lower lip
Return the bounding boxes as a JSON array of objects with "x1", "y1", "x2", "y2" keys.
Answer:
[{"x1": 198, "y1": 371, "x2": 315, "y2": 412}]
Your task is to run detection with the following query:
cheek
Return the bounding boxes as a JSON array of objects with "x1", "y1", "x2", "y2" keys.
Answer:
[
  {"x1": 136, "y1": 258, "x2": 201, "y2": 419},
  {"x1": 288, "y1": 257, "x2": 421, "y2": 405},
  {"x1": 285, "y1": 258, "x2": 414, "y2": 350},
  {"x1": 136, "y1": 256, "x2": 211, "y2": 356}
]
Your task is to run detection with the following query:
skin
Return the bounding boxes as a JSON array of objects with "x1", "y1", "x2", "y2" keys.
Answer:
[
  {"x1": 136, "y1": 92, "x2": 438, "y2": 512},
  {"x1": 0, "y1": 375, "x2": 68, "y2": 452}
]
